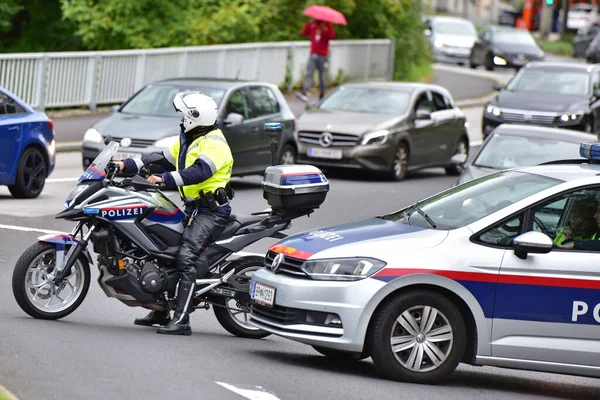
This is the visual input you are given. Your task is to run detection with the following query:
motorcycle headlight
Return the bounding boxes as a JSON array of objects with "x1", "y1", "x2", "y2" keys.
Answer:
[
  {"x1": 361, "y1": 130, "x2": 390, "y2": 145},
  {"x1": 83, "y1": 128, "x2": 102, "y2": 143},
  {"x1": 154, "y1": 135, "x2": 179, "y2": 148},
  {"x1": 301, "y1": 257, "x2": 387, "y2": 281},
  {"x1": 65, "y1": 183, "x2": 89, "y2": 208},
  {"x1": 485, "y1": 105, "x2": 501, "y2": 116}
]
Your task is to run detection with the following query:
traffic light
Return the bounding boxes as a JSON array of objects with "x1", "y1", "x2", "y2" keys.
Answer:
[{"x1": 545, "y1": 0, "x2": 554, "y2": 5}]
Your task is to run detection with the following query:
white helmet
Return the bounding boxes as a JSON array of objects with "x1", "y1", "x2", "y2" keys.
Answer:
[{"x1": 173, "y1": 91, "x2": 218, "y2": 134}]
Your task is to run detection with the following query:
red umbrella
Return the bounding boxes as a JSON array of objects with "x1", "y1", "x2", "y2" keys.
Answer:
[{"x1": 304, "y1": 5, "x2": 347, "y2": 26}]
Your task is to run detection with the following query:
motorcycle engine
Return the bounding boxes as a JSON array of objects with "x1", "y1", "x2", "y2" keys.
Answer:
[{"x1": 140, "y1": 261, "x2": 165, "y2": 294}]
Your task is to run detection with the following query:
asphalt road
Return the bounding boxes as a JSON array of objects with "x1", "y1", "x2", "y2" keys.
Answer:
[
  {"x1": 50, "y1": 64, "x2": 503, "y2": 144},
  {"x1": 3, "y1": 63, "x2": 600, "y2": 400}
]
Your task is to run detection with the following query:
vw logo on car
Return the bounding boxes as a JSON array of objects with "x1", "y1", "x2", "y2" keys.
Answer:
[
  {"x1": 120, "y1": 137, "x2": 132, "y2": 148},
  {"x1": 318, "y1": 132, "x2": 333, "y2": 148},
  {"x1": 270, "y1": 253, "x2": 285, "y2": 272}
]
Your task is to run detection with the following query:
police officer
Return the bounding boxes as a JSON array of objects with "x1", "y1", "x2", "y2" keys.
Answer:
[{"x1": 117, "y1": 91, "x2": 234, "y2": 335}]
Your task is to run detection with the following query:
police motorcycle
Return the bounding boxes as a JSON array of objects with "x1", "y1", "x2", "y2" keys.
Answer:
[{"x1": 11, "y1": 123, "x2": 330, "y2": 338}]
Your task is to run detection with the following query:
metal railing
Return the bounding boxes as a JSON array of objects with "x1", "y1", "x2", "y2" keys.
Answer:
[{"x1": 0, "y1": 39, "x2": 393, "y2": 111}]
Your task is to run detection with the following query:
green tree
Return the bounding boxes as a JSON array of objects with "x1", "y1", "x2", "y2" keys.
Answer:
[{"x1": 0, "y1": 0, "x2": 23, "y2": 33}]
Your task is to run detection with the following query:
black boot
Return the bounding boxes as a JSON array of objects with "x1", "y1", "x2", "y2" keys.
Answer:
[
  {"x1": 157, "y1": 281, "x2": 195, "y2": 336},
  {"x1": 134, "y1": 310, "x2": 171, "y2": 327}
]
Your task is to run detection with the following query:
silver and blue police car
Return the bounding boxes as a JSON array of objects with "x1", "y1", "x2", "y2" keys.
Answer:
[{"x1": 249, "y1": 142, "x2": 600, "y2": 384}]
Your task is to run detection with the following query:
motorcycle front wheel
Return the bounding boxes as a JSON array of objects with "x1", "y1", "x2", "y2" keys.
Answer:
[
  {"x1": 213, "y1": 256, "x2": 271, "y2": 339},
  {"x1": 12, "y1": 242, "x2": 91, "y2": 320}
]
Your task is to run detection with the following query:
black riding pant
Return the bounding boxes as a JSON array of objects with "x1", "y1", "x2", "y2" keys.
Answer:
[{"x1": 176, "y1": 209, "x2": 229, "y2": 283}]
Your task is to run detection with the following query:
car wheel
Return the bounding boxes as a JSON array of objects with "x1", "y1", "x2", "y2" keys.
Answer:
[
  {"x1": 278, "y1": 144, "x2": 297, "y2": 165},
  {"x1": 8, "y1": 147, "x2": 47, "y2": 199},
  {"x1": 368, "y1": 290, "x2": 467, "y2": 384},
  {"x1": 485, "y1": 53, "x2": 495, "y2": 71},
  {"x1": 445, "y1": 137, "x2": 469, "y2": 176},
  {"x1": 390, "y1": 142, "x2": 409, "y2": 181},
  {"x1": 469, "y1": 57, "x2": 477, "y2": 69}
]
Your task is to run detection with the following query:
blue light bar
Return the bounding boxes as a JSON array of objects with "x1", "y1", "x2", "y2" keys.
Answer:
[
  {"x1": 264, "y1": 122, "x2": 283, "y2": 132},
  {"x1": 83, "y1": 208, "x2": 100, "y2": 215},
  {"x1": 579, "y1": 143, "x2": 600, "y2": 160}
]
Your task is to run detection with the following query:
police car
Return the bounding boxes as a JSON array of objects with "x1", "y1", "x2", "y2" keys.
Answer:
[{"x1": 249, "y1": 142, "x2": 600, "y2": 384}]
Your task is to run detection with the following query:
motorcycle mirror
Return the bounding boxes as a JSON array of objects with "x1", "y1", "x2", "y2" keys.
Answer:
[
  {"x1": 147, "y1": 152, "x2": 165, "y2": 164},
  {"x1": 264, "y1": 122, "x2": 283, "y2": 139},
  {"x1": 104, "y1": 135, "x2": 113, "y2": 145}
]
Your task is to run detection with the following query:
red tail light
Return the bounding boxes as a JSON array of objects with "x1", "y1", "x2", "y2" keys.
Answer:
[{"x1": 47, "y1": 119, "x2": 55, "y2": 134}]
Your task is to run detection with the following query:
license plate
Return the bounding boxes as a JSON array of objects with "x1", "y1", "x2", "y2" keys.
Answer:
[
  {"x1": 251, "y1": 282, "x2": 276, "y2": 307},
  {"x1": 307, "y1": 147, "x2": 343, "y2": 159},
  {"x1": 115, "y1": 152, "x2": 142, "y2": 160}
]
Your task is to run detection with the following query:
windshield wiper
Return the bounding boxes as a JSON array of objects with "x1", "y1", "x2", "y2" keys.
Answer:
[{"x1": 404, "y1": 201, "x2": 436, "y2": 229}]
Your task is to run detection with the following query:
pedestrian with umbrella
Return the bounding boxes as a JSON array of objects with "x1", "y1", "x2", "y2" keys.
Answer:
[{"x1": 296, "y1": 5, "x2": 347, "y2": 102}]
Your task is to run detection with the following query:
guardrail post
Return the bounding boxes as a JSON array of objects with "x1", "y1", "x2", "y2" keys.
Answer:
[
  {"x1": 286, "y1": 45, "x2": 294, "y2": 93},
  {"x1": 364, "y1": 43, "x2": 372, "y2": 80},
  {"x1": 386, "y1": 39, "x2": 395, "y2": 81},
  {"x1": 179, "y1": 51, "x2": 188, "y2": 77},
  {"x1": 254, "y1": 46, "x2": 262, "y2": 81},
  {"x1": 36, "y1": 55, "x2": 49, "y2": 111},
  {"x1": 134, "y1": 52, "x2": 147, "y2": 92},
  {"x1": 88, "y1": 54, "x2": 101, "y2": 110}
]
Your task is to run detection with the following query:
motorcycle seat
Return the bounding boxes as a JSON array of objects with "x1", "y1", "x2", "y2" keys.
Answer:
[{"x1": 216, "y1": 214, "x2": 267, "y2": 240}]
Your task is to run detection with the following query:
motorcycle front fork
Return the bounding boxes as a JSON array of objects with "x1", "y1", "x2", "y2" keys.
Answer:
[{"x1": 52, "y1": 223, "x2": 96, "y2": 285}]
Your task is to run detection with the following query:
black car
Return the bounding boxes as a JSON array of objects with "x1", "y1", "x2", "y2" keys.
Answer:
[
  {"x1": 469, "y1": 25, "x2": 545, "y2": 71},
  {"x1": 456, "y1": 123, "x2": 597, "y2": 185},
  {"x1": 482, "y1": 62, "x2": 600, "y2": 139},
  {"x1": 572, "y1": 24, "x2": 600, "y2": 58},
  {"x1": 81, "y1": 78, "x2": 298, "y2": 176}
]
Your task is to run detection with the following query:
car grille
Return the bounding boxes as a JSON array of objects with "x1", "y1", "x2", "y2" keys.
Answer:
[
  {"x1": 252, "y1": 303, "x2": 299, "y2": 325},
  {"x1": 499, "y1": 110, "x2": 557, "y2": 124},
  {"x1": 298, "y1": 131, "x2": 359, "y2": 147},
  {"x1": 103, "y1": 136, "x2": 156, "y2": 148},
  {"x1": 264, "y1": 251, "x2": 309, "y2": 278}
]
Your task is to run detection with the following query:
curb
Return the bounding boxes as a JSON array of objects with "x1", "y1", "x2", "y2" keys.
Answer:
[{"x1": 0, "y1": 385, "x2": 18, "y2": 400}]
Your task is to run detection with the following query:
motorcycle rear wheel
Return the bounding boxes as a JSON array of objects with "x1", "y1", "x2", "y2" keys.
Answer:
[
  {"x1": 213, "y1": 256, "x2": 271, "y2": 339},
  {"x1": 12, "y1": 241, "x2": 90, "y2": 320}
]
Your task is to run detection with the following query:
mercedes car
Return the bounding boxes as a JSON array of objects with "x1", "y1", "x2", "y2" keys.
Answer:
[{"x1": 295, "y1": 82, "x2": 470, "y2": 181}]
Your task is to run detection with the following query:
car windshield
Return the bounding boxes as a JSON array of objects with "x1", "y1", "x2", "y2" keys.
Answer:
[
  {"x1": 319, "y1": 87, "x2": 411, "y2": 115},
  {"x1": 120, "y1": 84, "x2": 226, "y2": 117},
  {"x1": 505, "y1": 68, "x2": 590, "y2": 96},
  {"x1": 380, "y1": 170, "x2": 562, "y2": 230},
  {"x1": 80, "y1": 141, "x2": 119, "y2": 182},
  {"x1": 473, "y1": 134, "x2": 585, "y2": 169},
  {"x1": 433, "y1": 20, "x2": 476, "y2": 35},
  {"x1": 493, "y1": 29, "x2": 536, "y2": 45}
]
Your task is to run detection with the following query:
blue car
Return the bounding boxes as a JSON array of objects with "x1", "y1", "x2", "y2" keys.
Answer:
[{"x1": 0, "y1": 87, "x2": 55, "y2": 198}]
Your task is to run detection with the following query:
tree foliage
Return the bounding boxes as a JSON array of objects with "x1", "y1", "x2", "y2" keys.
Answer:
[{"x1": 4, "y1": 0, "x2": 430, "y2": 80}]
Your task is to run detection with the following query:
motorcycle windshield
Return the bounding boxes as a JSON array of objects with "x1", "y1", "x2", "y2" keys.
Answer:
[{"x1": 80, "y1": 141, "x2": 120, "y2": 182}]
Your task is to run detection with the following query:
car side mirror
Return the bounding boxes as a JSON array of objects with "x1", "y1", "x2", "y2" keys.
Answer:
[
  {"x1": 513, "y1": 231, "x2": 553, "y2": 260},
  {"x1": 223, "y1": 112, "x2": 244, "y2": 126},
  {"x1": 423, "y1": 29, "x2": 432, "y2": 37},
  {"x1": 415, "y1": 109, "x2": 432, "y2": 120},
  {"x1": 109, "y1": 105, "x2": 120, "y2": 115},
  {"x1": 492, "y1": 83, "x2": 503, "y2": 91},
  {"x1": 147, "y1": 152, "x2": 165, "y2": 165},
  {"x1": 451, "y1": 153, "x2": 468, "y2": 166}
]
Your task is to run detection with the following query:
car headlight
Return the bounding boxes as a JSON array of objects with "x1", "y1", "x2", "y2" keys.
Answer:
[
  {"x1": 154, "y1": 135, "x2": 179, "y2": 148},
  {"x1": 434, "y1": 39, "x2": 444, "y2": 48},
  {"x1": 301, "y1": 257, "x2": 387, "y2": 281},
  {"x1": 361, "y1": 130, "x2": 390, "y2": 145},
  {"x1": 560, "y1": 112, "x2": 584, "y2": 122},
  {"x1": 83, "y1": 128, "x2": 102, "y2": 143},
  {"x1": 486, "y1": 105, "x2": 501, "y2": 116},
  {"x1": 493, "y1": 56, "x2": 507, "y2": 66}
]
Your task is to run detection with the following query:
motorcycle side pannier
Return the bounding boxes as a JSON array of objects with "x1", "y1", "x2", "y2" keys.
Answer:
[{"x1": 262, "y1": 165, "x2": 329, "y2": 212}]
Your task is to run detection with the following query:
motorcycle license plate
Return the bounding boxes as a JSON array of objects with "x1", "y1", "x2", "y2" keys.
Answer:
[
  {"x1": 251, "y1": 282, "x2": 276, "y2": 307},
  {"x1": 115, "y1": 152, "x2": 142, "y2": 160}
]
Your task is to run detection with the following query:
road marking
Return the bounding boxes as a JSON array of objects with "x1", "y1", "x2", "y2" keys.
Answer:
[
  {"x1": 46, "y1": 177, "x2": 79, "y2": 183},
  {"x1": 0, "y1": 224, "x2": 263, "y2": 257},
  {"x1": 215, "y1": 382, "x2": 281, "y2": 400}
]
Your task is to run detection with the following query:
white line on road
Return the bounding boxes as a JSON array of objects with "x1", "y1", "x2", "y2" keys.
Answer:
[
  {"x1": 215, "y1": 382, "x2": 281, "y2": 400},
  {"x1": 46, "y1": 177, "x2": 79, "y2": 183}
]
